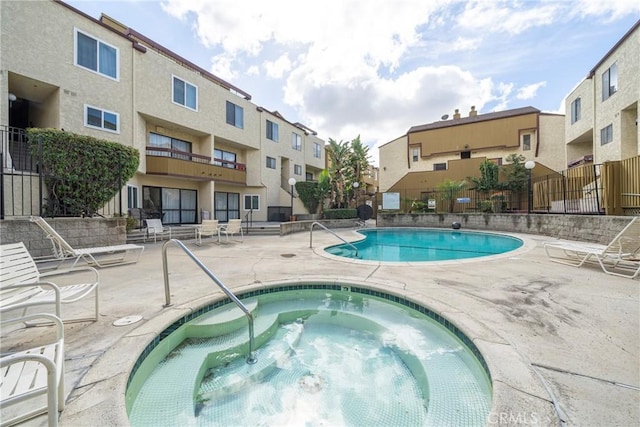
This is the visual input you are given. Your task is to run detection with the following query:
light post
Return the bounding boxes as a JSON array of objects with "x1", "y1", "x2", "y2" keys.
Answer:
[
  {"x1": 525, "y1": 160, "x2": 536, "y2": 214},
  {"x1": 288, "y1": 177, "x2": 296, "y2": 221},
  {"x1": 353, "y1": 181, "x2": 360, "y2": 207}
]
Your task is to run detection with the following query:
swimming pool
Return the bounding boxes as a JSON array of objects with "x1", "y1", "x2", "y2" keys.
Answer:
[
  {"x1": 325, "y1": 228, "x2": 523, "y2": 262},
  {"x1": 126, "y1": 284, "x2": 492, "y2": 426}
]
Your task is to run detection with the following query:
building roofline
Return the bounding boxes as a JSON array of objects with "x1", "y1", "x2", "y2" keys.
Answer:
[
  {"x1": 588, "y1": 19, "x2": 640, "y2": 78},
  {"x1": 408, "y1": 106, "x2": 541, "y2": 133},
  {"x1": 256, "y1": 106, "x2": 318, "y2": 135}
]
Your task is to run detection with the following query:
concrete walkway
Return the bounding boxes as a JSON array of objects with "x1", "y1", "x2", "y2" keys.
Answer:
[{"x1": 2, "y1": 227, "x2": 638, "y2": 426}]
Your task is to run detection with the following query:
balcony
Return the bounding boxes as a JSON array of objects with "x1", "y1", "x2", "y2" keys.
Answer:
[{"x1": 145, "y1": 147, "x2": 246, "y2": 184}]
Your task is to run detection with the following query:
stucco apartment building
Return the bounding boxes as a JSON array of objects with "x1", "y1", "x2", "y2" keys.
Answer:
[
  {"x1": 0, "y1": 0, "x2": 325, "y2": 224},
  {"x1": 378, "y1": 106, "x2": 565, "y2": 194},
  {"x1": 380, "y1": 19, "x2": 639, "y2": 202},
  {"x1": 565, "y1": 20, "x2": 639, "y2": 167}
]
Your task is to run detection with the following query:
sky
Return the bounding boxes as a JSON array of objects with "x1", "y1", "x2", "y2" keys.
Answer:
[{"x1": 66, "y1": 0, "x2": 640, "y2": 166}]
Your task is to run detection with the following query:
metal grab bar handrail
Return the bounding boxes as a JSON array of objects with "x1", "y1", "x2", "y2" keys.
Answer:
[
  {"x1": 309, "y1": 221, "x2": 358, "y2": 256},
  {"x1": 161, "y1": 239, "x2": 257, "y2": 364}
]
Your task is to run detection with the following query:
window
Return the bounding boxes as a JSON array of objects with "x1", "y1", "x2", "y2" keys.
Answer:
[
  {"x1": 460, "y1": 151, "x2": 471, "y2": 159},
  {"x1": 75, "y1": 29, "x2": 118, "y2": 79},
  {"x1": 313, "y1": 142, "x2": 321, "y2": 158},
  {"x1": 306, "y1": 172, "x2": 314, "y2": 181},
  {"x1": 226, "y1": 101, "x2": 244, "y2": 128},
  {"x1": 412, "y1": 148, "x2": 419, "y2": 162},
  {"x1": 266, "y1": 120, "x2": 279, "y2": 141},
  {"x1": 522, "y1": 134, "x2": 531, "y2": 151},
  {"x1": 172, "y1": 76, "x2": 197, "y2": 110},
  {"x1": 84, "y1": 105, "x2": 119, "y2": 133},
  {"x1": 602, "y1": 62, "x2": 618, "y2": 101},
  {"x1": 266, "y1": 156, "x2": 276, "y2": 169},
  {"x1": 143, "y1": 186, "x2": 197, "y2": 224},
  {"x1": 244, "y1": 195, "x2": 259, "y2": 211},
  {"x1": 570, "y1": 98, "x2": 581, "y2": 124},
  {"x1": 600, "y1": 124, "x2": 613, "y2": 145},
  {"x1": 489, "y1": 158, "x2": 503, "y2": 166},
  {"x1": 433, "y1": 163, "x2": 446, "y2": 171},
  {"x1": 127, "y1": 185, "x2": 139, "y2": 209},
  {"x1": 294, "y1": 164, "x2": 302, "y2": 175},
  {"x1": 292, "y1": 133, "x2": 302, "y2": 151},
  {"x1": 214, "y1": 149, "x2": 237, "y2": 168},
  {"x1": 149, "y1": 133, "x2": 192, "y2": 160}
]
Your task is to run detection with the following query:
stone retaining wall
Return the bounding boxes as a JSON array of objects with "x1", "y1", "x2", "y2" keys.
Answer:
[
  {"x1": 376, "y1": 213, "x2": 636, "y2": 245},
  {"x1": 0, "y1": 217, "x2": 127, "y2": 258}
]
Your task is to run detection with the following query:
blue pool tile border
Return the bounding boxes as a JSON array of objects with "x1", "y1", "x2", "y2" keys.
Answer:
[{"x1": 127, "y1": 283, "x2": 491, "y2": 388}]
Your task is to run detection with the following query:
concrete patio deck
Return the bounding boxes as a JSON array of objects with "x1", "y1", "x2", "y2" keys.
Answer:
[{"x1": 2, "y1": 226, "x2": 638, "y2": 426}]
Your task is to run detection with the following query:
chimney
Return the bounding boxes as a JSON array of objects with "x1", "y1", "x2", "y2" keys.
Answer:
[
  {"x1": 453, "y1": 109, "x2": 461, "y2": 119},
  {"x1": 469, "y1": 106, "x2": 477, "y2": 117}
]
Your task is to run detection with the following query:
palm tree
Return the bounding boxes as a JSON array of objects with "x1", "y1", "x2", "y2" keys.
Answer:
[
  {"x1": 327, "y1": 138, "x2": 352, "y2": 208},
  {"x1": 437, "y1": 179, "x2": 467, "y2": 213},
  {"x1": 349, "y1": 135, "x2": 371, "y2": 206}
]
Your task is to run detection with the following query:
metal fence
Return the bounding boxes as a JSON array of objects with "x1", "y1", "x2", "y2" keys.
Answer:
[
  {"x1": 531, "y1": 163, "x2": 604, "y2": 214},
  {"x1": 1, "y1": 126, "x2": 125, "y2": 219},
  {"x1": 376, "y1": 162, "x2": 622, "y2": 215}
]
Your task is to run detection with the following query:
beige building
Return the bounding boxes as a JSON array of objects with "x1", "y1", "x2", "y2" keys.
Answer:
[
  {"x1": 0, "y1": 0, "x2": 325, "y2": 223},
  {"x1": 379, "y1": 106, "x2": 565, "y2": 193},
  {"x1": 565, "y1": 20, "x2": 639, "y2": 166}
]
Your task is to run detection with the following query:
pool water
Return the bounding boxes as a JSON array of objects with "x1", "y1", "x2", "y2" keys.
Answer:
[
  {"x1": 325, "y1": 228, "x2": 523, "y2": 261},
  {"x1": 127, "y1": 288, "x2": 492, "y2": 426}
]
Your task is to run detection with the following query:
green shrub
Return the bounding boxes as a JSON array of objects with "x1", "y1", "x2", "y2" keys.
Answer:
[
  {"x1": 323, "y1": 208, "x2": 357, "y2": 219},
  {"x1": 295, "y1": 181, "x2": 320, "y2": 214},
  {"x1": 28, "y1": 128, "x2": 139, "y2": 217}
]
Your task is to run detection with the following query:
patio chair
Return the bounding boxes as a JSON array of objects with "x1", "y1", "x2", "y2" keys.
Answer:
[
  {"x1": 543, "y1": 217, "x2": 640, "y2": 279},
  {"x1": 196, "y1": 219, "x2": 221, "y2": 246},
  {"x1": 0, "y1": 312, "x2": 65, "y2": 427},
  {"x1": 145, "y1": 218, "x2": 172, "y2": 243},
  {"x1": 219, "y1": 219, "x2": 244, "y2": 243},
  {"x1": 1, "y1": 242, "x2": 100, "y2": 322},
  {"x1": 30, "y1": 216, "x2": 144, "y2": 268}
]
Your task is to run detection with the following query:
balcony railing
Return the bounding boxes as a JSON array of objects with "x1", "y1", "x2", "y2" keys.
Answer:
[{"x1": 146, "y1": 147, "x2": 246, "y2": 184}]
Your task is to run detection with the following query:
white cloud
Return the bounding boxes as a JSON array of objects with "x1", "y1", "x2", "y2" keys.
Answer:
[
  {"x1": 455, "y1": 1, "x2": 560, "y2": 35},
  {"x1": 572, "y1": 0, "x2": 640, "y2": 21},
  {"x1": 516, "y1": 82, "x2": 547, "y2": 100},
  {"x1": 210, "y1": 53, "x2": 238, "y2": 80},
  {"x1": 158, "y1": 0, "x2": 639, "y2": 165},
  {"x1": 264, "y1": 54, "x2": 292, "y2": 79}
]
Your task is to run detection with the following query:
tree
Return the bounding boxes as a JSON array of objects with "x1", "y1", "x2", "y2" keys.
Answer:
[
  {"x1": 28, "y1": 128, "x2": 139, "y2": 217},
  {"x1": 326, "y1": 138, "x2": 352, "y2": 208},
  {"x1": 467, "y1": 160, "x2": 501, "y2": 196},
  {"x1": 349, "y1": 135, "x2": 371, "y2": 205},
  {"x1": 437, "y1": 179, "x2": 467, "y2": 213},
  {"x1": 326, "y1": 136, "x2": 370, "y2": 209},
  {"x1": 502, "y1": 153, "x2": 528, "y2": 192},
  {"x1": 502, "y1": 153, "x2": 529, "y2": 211}
]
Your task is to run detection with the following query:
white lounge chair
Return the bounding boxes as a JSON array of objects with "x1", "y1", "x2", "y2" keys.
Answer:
[
  {"x1": 219, "y1": 219, "x2": 243, "y2": 242},
  {"x1": 544, "y1": 217, "x2": 640, "y2": 279},
  {"x1": 145, "y1": 218, "x2": 172, "y2": 243},
  {"x1": 0, "y1": 312, "x2": 65, "y2": 427},
  {"x1": 1, "y1": 242, "x2": 100, "y2": 322},
  {"x1": 30, "y1": 216, "x2": 144, "y2": 268},
  {"x1": 196, "y1": 219, "x2": 221, "y2": 245}
]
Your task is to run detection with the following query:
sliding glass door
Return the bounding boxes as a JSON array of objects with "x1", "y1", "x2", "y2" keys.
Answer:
[
  {"x1": 143, "y1": 186, "x2": 197, "y2": 225},
  {"x1": 214, "y1": 192, "x2": 240, "y2": 222}
]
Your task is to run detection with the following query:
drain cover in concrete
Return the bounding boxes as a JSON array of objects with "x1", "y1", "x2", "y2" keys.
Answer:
[
  {"x1": 280, "y1": 253, "x2": 296, "y2": 258},
  {"x1": 113, "y1": 315, "x2": 143, "y2": 326}
]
